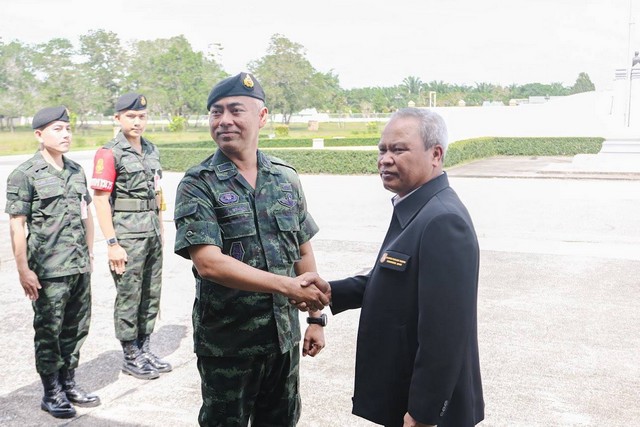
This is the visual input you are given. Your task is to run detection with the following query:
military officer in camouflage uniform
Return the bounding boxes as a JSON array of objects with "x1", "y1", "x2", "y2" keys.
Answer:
[
  {"x1": 91, "y1": 93, "x2": 171, "y2": 380},
  {"x1": 174, "y1": 73, "x2": 330, "y2": 426},
  {"x1": 6, "y1": 106, "x2": 100, "y2": 419}
]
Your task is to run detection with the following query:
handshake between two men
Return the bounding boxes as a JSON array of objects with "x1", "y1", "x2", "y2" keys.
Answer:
[{"x1": 285, "y1": 272, "x2": 331, "y2": 312}]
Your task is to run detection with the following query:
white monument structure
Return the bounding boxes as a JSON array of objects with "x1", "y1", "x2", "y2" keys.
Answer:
[{"x1": 567, "y1": 56, "x2": 640, "y2": 173}]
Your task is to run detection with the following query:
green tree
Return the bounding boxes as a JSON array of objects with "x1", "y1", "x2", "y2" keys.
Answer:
[
  {"x1": 570, "y1": 72, "x2": 596, "y2": 94},
  {"x1": 127, "y1": 35, "x2": 224, "y2": 119},
  {"x1": 249, "y1": 34, "x2": 333, "y2": 124},
  {"x1": 401, "y1": 75, "x2": 423, "y2": 99},
  {"x1": 0, "y1": 39, "x2": 38, "y2": 130},
  {"x1": 32, "y1": 38, "x2": 76, "y2": 107},
  {"x1": 78, "y1": 29, "x2": 128, "y2": 114},
  {"x1": 307, "y1": 70, "x2": 343, "y2": 112}
]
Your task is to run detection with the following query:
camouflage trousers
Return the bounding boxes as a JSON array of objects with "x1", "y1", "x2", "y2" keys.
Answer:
[
  {"x1": 112, "y1": 235, "x2": 163, "y2": 341},
  {"x1": 32, "y1": 273, "x2": 91, "y2": 375},
  {"x1": 197, "y1": 345, "x2": 301, "y2": 427}
]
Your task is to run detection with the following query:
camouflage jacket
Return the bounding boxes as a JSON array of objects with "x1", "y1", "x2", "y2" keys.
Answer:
[
  {"x1": 93, "y1": 131, "x2": 162, "y2": 239},
  {"x1": 5, "y1": 151, "x2": 91, "y2": 279},
  {"x1": 174, "y1": 150, "x2": 319, "y2": 357}
]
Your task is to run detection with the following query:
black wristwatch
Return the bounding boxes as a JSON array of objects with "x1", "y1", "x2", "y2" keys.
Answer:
[
  {"x1": 106, "y1": 237, "x2": 118, "y2": 246},
  {"x1": 306, "y1": 313, "x2": 328, "y2": 327}
]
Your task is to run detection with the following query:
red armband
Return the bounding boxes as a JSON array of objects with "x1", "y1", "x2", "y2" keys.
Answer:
[{"x1": 90, "y1": 148, "x2": 116, "y2": 191}]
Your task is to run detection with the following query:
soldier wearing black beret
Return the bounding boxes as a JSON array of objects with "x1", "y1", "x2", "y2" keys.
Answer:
[
  {"x1": 174, "y1": 72, "x2": 329, "y2": 426},
  {"x1": 31, "y1": 105, "x2": 70, "y2": 130},
  {"x1": 206, "y1": 72, "x2": 266, "y2": 110},
  {"x1": 6, "y1": 106, "x2": 100, "y2": 418},
  {"x1": 91, "y1": 93, "x2": 170, "y2": 381},
  {"x1": 115, "y1": 92, "x2": 148, "y2": 112}
]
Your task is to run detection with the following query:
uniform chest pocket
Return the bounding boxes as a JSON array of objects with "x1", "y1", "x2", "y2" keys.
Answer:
[
  {"x1": 72, "y1": 182, "x2": 87, "y2": 197},
  {"x1": 122, "y1": 160, "x2": 145, "y2": 173},
  {"x1": 145, "y1": 156, "x2": 162, "y2": 174},
  {"x1": 218, "y1": 211, "x2": 257, "y2": 239},
  {"x1": 274, "y1": 211, "x2": 301, "y2": 262},
  {"x1": 275, "y1": 211, "x2": 300, "y2": 232},
  {"x1": 34, "y1": 179, "x2": 65, "y2": 217},
  {"x1": 35, "y1": 179, "x2": 65, "y2": 199}
]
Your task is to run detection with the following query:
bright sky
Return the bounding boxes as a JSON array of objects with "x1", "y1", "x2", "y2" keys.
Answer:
[{"x1": 1, "y1": 0, "x2": 639, "y2": 90}]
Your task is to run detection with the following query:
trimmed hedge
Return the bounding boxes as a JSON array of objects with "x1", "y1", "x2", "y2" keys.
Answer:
[
  {"x1": 161, "y1": 148, "x2": 379, "y2": 174},
  {"x1": 160, "y1": 137, "x2": 604, "y2": 174},
  {"x1": 158, "y1": 137, "x2": 380, "y2": 150},
  {"x1": 444, "y1": 137, "x2": 604, "y2": 167}
]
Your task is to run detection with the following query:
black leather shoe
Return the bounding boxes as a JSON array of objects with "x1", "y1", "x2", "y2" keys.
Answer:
[
  {"x1": 138, "y1": 334, "x2": 173, "y2": 373},
  {"x1": 60, "y1": 368, "x2": 101, "y2": 407},
  {"x1": 121, "y1": 340, "x2": 160, "y2": 380},
  {"x1": 40, "y1": 372, "x2": 76, "y2": 419}
]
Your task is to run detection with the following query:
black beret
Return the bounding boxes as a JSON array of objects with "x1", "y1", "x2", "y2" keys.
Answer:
[
  {"x1": 206, "y1": 72, "x2": 265, "y2": 111},
  {"x1": 115, "y1": 92, "x2": 147, "y2": 112},
  {"x1": 32, "y1": 106, "x2": 70, "y2": 129}
]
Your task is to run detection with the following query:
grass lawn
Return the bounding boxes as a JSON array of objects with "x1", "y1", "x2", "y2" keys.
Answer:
[{"x1": 0, "y1": 120, "x2": 382, "y2": 156}]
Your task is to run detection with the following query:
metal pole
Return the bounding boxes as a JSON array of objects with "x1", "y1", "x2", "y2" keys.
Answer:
[{"x1": 626, "y1": 0, "x2": 634, "y2": 127}]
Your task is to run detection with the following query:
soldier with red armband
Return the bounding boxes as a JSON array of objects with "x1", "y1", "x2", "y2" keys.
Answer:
[{"x1": 91, "y1": 93, "x2": 171, "y2": 380}]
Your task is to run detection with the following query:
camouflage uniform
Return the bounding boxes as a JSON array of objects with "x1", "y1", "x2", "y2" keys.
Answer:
[
  {"x1": 174, "y1": 149, "x2": 318, "y2": 426},
  {"x1": 93, "y1": 131, "x2": 163, "y2": 341},
  {"x1": 5, "y1": 151, "x2": 92, "y2": 375}
]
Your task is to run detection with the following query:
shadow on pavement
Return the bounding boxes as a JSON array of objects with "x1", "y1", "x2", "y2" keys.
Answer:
[{"x1": 0, "y1": 324, "x2": 188, "y2": 427}]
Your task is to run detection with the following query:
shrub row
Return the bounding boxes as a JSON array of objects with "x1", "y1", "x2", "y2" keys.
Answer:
[
  {"x1": 160, "y1": 148, "x2": 379, "y2": 174},
  {"x1": 444, "y1": 137, "x2": 604, "y2": 166},
  {"x1": 160, "y1": 137, "x2": 604, "y2": 174},
  {"x1": 158, "y1": 137, "x2": 380, "y2": 149}
]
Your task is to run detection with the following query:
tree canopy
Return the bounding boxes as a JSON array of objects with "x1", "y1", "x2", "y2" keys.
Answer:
[{"x1": 0, "y1": 32, "x2": 597, "y2": 129}]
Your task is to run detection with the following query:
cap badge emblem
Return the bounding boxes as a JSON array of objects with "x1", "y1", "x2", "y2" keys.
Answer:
[
  {"x1": 243, "y1": 75, "x2": 254, "y2": 89},
  {"x1": 140, "y1": 95, "x2": 147, "y2": 106}
]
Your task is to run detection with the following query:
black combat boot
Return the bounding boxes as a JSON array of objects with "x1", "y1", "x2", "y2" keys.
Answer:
[
  {"x1": 121, "y1": 340, "x2": 160, "y2": 380},
  {"x1": 138, "y1": 334, "x2": 172, "y2": 373},
  {"x1": 60, "y1": 367, "x2": 101, "y2": 407},
  {"x1": 39, "y1": 372, "x2": 76, "y2": 418}
]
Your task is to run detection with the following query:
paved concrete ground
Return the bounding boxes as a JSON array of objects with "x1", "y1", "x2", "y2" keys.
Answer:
[{"x1": 0, "y1": 152, "x2": 639, "y2": 426}]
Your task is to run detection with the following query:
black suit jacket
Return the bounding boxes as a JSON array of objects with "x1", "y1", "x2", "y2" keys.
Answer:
[{"x1": 331, "y1": 173, "x2": 484, "y2": 427}]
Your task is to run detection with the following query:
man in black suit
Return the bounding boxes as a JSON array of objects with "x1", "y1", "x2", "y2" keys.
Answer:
[{"x1": 302, "y1": 108, "x2": 484, "y2": 426}]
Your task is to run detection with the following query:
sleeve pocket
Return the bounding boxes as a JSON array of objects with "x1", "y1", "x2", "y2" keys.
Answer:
[
  {"x1": 174, "y1": 201, "x2": 198, "y2": 220},
  {"x1": 275, "y1": 212, "x2": 301, "y2": 232}
]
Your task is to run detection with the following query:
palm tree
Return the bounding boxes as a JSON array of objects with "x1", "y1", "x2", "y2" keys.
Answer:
[{"x1": 401, "y1": 76, "x2": 423, "y2": 97}]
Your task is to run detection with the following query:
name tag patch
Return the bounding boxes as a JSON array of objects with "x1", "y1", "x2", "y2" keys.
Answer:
[{"x1": 379, "y1": 250, "x2": 410, "y2": 271}]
